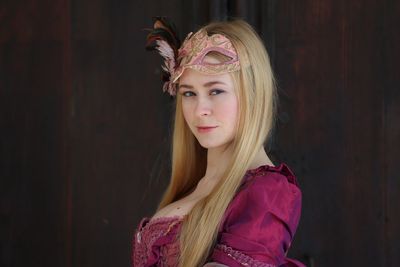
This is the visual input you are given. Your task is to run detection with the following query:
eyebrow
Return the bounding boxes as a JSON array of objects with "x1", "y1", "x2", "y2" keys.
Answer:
[{"x1": 178, "y1": 81, "x2": 227, "y2": 90}]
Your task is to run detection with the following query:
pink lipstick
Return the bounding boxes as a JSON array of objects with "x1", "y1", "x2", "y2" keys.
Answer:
[{"x1": 197, "y1": 126, "x2": 218, "y2": 133}]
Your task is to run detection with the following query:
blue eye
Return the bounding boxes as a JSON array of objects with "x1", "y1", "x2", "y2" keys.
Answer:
[
  {"x1": 210, "y1": 89, "x2": 224, "y2": 95},
  {"x1": 182, "y1": 91, "x2": 195, "y2": 97}
]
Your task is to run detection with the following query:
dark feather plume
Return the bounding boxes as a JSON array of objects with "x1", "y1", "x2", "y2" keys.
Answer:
[
  {"x1": 145, "y1": 17, "x2": 181, "y2": 58},
  {"x1": 145, "y1": 16, "x2": 181, "y2": 95}
]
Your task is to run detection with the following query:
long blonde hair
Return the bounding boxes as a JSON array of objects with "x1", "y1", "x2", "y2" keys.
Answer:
[{"x1": 157, "y1": 19, "x2": 277, "y2": 266}]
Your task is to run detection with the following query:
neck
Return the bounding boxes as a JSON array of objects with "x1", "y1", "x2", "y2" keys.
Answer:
[{"x1": 203, "y1": 144, "x2": 232, "y2": 181}]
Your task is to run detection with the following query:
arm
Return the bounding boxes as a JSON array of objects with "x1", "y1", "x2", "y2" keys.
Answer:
[{"x1": 209, "y1": 171, "x2": 303, "y2": 267}]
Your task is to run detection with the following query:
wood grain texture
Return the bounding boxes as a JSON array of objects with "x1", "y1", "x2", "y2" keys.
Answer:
[
  {"x1": 382, "y1": 1, "x2": 400, "y2": 266},
  {"x1": 0, "y1": 0, "x2": 71, "y2": 267},
  {"x1": 272, "y1": 0, "x2": 399, "y2": 266}
]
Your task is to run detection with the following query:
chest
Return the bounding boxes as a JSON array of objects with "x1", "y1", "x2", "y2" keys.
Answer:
[
  {"x1": 151, "y1": 193, "x2": 202, "y2": 219},
  {"x1": 152, "y1": 179, "x2": 216, "y2": 219}
]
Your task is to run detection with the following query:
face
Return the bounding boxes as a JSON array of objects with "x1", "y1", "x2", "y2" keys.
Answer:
[{"x1": 178, "y1": 66, "x2": 238, "y2": 150}]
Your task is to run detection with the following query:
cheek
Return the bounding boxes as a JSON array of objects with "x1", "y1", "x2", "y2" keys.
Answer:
[{"x1": 217, "y1": 97, "x2": 238, "y2": 124}]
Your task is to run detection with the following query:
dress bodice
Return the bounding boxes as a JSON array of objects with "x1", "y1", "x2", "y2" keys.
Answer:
[{"x1": 132, "y1": 163, "x2": 305, "y2": 267}]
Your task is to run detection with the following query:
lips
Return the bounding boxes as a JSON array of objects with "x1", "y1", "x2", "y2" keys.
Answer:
[
  {"x1": 196, "y1": 126, "x2": 218, "y2": 133},
  {"x1": 197, "y1": 125, "x2": 217, "y2": 129}
]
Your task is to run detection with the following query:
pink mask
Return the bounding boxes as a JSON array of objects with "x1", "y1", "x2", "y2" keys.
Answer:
[
  {"x1": 171, "y1": 29, "x2": 240, "y2": 86},
  {"x1": 148, "y1": 19, "x2": 242, "y2": 96}
]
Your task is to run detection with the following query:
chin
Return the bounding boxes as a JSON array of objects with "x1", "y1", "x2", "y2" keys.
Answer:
[
  {"x1": 196, "y1": 138, "x2": 230, "y2": 150},
  {"x1": 195, "y1": 139, "x2": 216, "y2": 148},
  {"x1": 198, "y1": 143, "x2": 220, "y2": 149}
]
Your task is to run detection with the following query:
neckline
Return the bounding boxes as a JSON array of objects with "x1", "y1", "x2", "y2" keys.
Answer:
[
  {"x1": 137, "y1": 215, "x2": 185, "y2": 238},
  {"x1": 140, "y1": 215, "x2": 185, "y2": 231},
  {"x1": 139, "y1": 162, "x2": 294, "y2": 231}
]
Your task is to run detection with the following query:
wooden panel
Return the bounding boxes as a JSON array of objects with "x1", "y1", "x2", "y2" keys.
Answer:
[
  {"x1": 0, "y1": 1, "x2": 71, "y2": 267},
  {"x1": 384, "y1": 1, "x2": 400, "y2": 266},
  {"x1": 272, "y1": 0, "x2": 397, "y2": 266}
]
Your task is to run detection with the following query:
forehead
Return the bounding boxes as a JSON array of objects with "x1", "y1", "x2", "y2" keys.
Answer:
[{"x1": 178, "y1": 68, "x2": 233, "y2": 87}]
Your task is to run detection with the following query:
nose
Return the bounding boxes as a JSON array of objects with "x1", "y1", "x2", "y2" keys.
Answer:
[{"x1": 195, "y1": 97, "x2": 212, "y2": 117}]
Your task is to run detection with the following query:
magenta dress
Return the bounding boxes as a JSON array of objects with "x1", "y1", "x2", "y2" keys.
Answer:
[{"x1": 132, "y1": 163, "x2": 305, "y2": 267}]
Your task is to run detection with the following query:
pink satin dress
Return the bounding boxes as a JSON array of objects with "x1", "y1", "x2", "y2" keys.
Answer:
[{"x1": 132, "y1": 163, "x2": 305, "y2": 267}]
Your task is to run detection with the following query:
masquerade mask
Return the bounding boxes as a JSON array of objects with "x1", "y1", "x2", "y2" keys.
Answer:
[{"x1": 146, "y1": 17, "x2": 241, "y2": 96}]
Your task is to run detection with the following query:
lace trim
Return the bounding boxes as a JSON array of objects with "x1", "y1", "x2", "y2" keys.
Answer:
[
  {"x1": 139, "y1": 215, "x2": 185, "y2": 239},
  {"x1": 133, "y1": 216, "x2": 184, "y2": 266},
  {"x1": 215, "y1": 244, "x2": 277, "y2": 267}
]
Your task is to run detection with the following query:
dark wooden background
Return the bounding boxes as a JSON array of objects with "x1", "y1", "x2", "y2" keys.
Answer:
[{"x1": 1, "y1": 0, "x2": 399, "y2": 266}]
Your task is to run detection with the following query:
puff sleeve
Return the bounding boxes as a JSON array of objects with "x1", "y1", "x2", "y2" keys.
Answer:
[{"x1": 209, "y1": 168, "x2": 305, "y2": 267}]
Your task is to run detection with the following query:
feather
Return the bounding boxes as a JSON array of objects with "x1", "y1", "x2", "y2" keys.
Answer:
[
  {"x1": 145, "y1": 16, "x2": 181, "y2": 95},
  {"x1": 156, "y1": 40, "x2": 175, "y2": 73},
  {"x1": 145, "y1": 17, "x2": 181, "y2": 58}
]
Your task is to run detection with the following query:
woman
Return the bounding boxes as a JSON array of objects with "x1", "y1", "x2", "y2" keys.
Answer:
[{"x1": 132, "y1": 18, "x2": 305, "y2": 267}]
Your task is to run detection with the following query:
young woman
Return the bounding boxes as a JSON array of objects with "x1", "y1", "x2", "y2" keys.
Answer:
[{"x1": 132, "y1": 18, "x2": 305, "y2": 267}]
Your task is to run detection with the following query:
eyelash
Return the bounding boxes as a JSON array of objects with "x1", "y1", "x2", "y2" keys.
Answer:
[{"x1": 181, "y1": 89, "x2": 225, "y2": 97}]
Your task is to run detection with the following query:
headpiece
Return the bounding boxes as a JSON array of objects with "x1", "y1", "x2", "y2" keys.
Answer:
[{"x1": 145, "y1": 17, "x2": 241, "y2": 96}]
